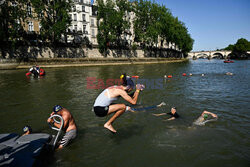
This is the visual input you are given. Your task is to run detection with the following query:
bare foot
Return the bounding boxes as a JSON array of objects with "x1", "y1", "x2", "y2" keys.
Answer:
[{"x1": 104, "y1": 123, "x2": 117, "y2": 133}]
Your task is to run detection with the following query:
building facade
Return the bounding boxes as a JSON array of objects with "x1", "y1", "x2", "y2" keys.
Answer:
[
  {"x1": 10, "y1": 1, "x2": 41, "y2": 34},
  {"x1": 68, "y1": 0, "x2": 98, "y2": 45}
]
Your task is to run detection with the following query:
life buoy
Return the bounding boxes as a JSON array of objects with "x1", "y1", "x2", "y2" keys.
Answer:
[
  {"x1": 132, "y1": 76, "x2": 139, "y2": 79},
  {"x1": 39, "y1": 68, "x2": 45, "y2": 76},
  {"x1": 224, "y1": 60, "x2": 234, "y2": 63},
  {"x1": 26, "y1": 72, "x2": 32, "y2": 76}
]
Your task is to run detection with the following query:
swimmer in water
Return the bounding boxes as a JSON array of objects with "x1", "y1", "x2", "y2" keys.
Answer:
[
  {"x1": 22, "y1": 126, "x2": 32, "y2": 136},
  {"x1": 193, "y1": 110, "x2": 218, "y2": 126},
  {"x1": 153, "y1": 107, "x2": 180, "y2": 121},
  {"x1": 93, "y1": 74, "x2": 145, "y2": 133},
  {"x1": 226, "y1": 72, "x2": 233, "y2": 75},
  {"x1": 47, "y1": 105, "x2": 77, "y2": 149}
]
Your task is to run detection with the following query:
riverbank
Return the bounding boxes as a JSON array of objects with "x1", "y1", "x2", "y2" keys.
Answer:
[{"x1": 16, "y1": 58, "x2": 188, "y2": 69}]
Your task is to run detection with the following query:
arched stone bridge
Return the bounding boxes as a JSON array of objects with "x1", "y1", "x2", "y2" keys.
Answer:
[{"x1": 188, "y1": 50, "x2": 250, "y2": 59}]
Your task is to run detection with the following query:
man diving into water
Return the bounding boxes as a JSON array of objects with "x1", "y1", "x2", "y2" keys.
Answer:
[
  {"x1": 193, "y1": 110, "x2": 218, "y2": 126},
  {"x1": 93, "y1": 74, "x2": 145, "y2": 133}
]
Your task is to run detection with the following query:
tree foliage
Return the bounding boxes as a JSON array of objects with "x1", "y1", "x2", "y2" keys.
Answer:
[
  {"x1": 31, "y1": 0, "x2": 72, "y2": 43},
  {"x1": 224, "y1": 38, "x2": 250, "y2": 59},
  {"x1": 97, "y1": 0, "x2": 131, "y2": 55},
  {"x1": 0, "y1": 0, "x2": 72, "y2": 58},
  {"x1": 133, "y1": 0, "x2": 193, "y2": 54},
  {"x1": 0, "y1": 0, "x2": 27, "y2": 57}
]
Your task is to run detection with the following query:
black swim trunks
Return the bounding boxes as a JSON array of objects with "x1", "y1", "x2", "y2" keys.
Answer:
[{"x1": 93, "y1": 106, "x2": 109, "y2": 117}]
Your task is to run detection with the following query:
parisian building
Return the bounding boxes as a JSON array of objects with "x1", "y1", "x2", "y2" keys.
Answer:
[{"x1": 68, "y1": 0, "x2": 98, "y2": 45}]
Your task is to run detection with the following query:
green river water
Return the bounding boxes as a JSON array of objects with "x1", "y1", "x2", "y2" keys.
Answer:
[{"x1": 0, "y1": 59, "x2": 249, "y2": 167}]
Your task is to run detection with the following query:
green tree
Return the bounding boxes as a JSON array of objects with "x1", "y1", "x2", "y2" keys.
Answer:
[
  {"x1": 133, "y1": 0, "x2": 151, "y2": 46},
  {"x1": 97, "y1": 0, "x2": 115, "y2": 55},
  {"x1": 233, "y1": 38, "x2": 249, "y2": 53},
  {"x1": 133, "y1": 0, "x2": 193, "y2": 56},
  {"x1": 97, "y1": 0, "x2": 131, "y2": 56},
  {"x1": 114, "y1": 0, "x2": 131, "y2": 48},
  {"x1": 31, "y1": 0, "x2": 71, "y2": 44},
  {"x1": 224, "y1": 44, "x2": 234, "y2": 51},
  {"x1": 158, "y1": 5, "x2": 174, "y2": 48},
  {"x1": 0, "y1": 0, "x2": 27, "y2": 58},
  {"x1": 224, "y1": 38, "x2": 250, "y2": 59}
]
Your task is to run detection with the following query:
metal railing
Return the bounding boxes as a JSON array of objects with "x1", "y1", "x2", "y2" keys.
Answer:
[{"x1": 48, "y1": 114, "x2": 64, "y2": 149}]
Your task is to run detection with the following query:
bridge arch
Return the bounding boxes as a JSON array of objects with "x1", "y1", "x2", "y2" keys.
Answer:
[
  {"x1": 212, "y1": 52, "x2": 224, "y2": 59},
  {"x1": 196, "y1": 53, "x2": 209, "y2": 59}
]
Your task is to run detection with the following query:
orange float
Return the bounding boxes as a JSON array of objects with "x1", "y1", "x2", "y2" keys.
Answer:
[
  {"x1": 132, "y1": 76, "x2": 139, "y2": 79},
  {"x1": 167, "y1": 75, "x2": 172, "y2": 78}
]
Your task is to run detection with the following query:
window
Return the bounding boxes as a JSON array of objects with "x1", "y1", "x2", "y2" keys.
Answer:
[
  {"x1": 28, "y1": 21, "x2": 34, "y2": 31},
  {"x1": 92, "y1": 29, "x2": 95, "y2": 37},
  {"x1": 91, "y1": 19, "x2": 94, "y2": 26},
  {"x1": 74, "y1": 25, "x2": 77, "y2": 31},
  {"x1": 82, "y1": 14, "x2": 86, "y2": 21},
  {"x1": 80, "y1": 0, "x2": 83, "y2": 3},
  {"x1": 82, "y1": 5, "x2": 85, "y2": 12},
  {"x1": 83, "y1": 25, "x2": 86, "y2": 34},
  {"x1": 27, "y1": 4, "x2": 32, "y2": 16},
  {"x1": 74, "y1": 14, "x2": 77, "y2": 21},
  {"x1": 72, "y1": 6, "x2": 76, "y2": 12}
]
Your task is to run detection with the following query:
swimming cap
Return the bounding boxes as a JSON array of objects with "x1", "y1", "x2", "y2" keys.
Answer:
[
  {"x1": 53, "y1": 105, "x2": 63, "y2": 113},
  {"x1": 23, "y1": 126, "x2": 32, "y2": 133},
  {"x1": 203, "y1": 114, "x2": 208, "y2": 119}
]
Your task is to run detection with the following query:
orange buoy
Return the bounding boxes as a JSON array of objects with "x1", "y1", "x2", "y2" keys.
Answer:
[
  {"x1": 167, "y1": 75, "x2": 172, "y2": 78},
  {"x1": 39, "y1": 68, "x2": 45, "y2": 76},
  {"x1": 132, "y1": 76, "x2": 139, "y2": 79},
  {"x1": 182, "y1": 73, "x2": 187, "y2": 76},
  {"x1": 26, "y1": 72, "x2": 31, "y2": 76}
]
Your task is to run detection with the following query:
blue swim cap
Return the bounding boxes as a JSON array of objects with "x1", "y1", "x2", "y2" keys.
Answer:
[
  {"x1": 23, "y1": 126, "x2": 32, "y2": 133},
  {"x1": 53, "y1": 105, "x2": 63, "y2": 113}
]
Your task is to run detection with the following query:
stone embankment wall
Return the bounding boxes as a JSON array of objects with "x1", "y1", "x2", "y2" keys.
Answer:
[{"x1": 0, "y1": 46, "x2": 182, "y2": 59}]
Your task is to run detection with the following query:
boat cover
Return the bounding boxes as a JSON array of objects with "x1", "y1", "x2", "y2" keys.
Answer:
[{"x1": 0, "y1": 133, "x2": 51, "y2": 167}]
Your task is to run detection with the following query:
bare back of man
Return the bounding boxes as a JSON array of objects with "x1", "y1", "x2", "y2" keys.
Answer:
[
  {"x1": 47, "y1": 106, "x2": 77, "y2": 149},
  {"x1": 60, "y1": 108, "x2": 77, "y2": 132}
]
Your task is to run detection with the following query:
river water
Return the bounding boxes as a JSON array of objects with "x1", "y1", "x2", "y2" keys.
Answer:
[{"x1": 0, "y1": 59, "x2": 249, "y2": 167}]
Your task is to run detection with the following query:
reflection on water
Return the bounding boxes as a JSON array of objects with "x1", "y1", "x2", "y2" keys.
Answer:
[{"x1": 0, "y1": 59, "x2": 249, "y2": 167}]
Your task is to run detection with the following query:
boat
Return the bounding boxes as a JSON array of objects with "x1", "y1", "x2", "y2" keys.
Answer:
[
  {"x1": 224, "y1": 60, "x2": 234, "y2": 63},
  {"x1": 0, "y1": 115, "x2": 63, "y2": 167}
]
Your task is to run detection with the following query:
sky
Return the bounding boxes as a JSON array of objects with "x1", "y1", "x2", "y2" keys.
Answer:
[{"x1": 154, "y1": 0, "x2": 250, "y2": 51}]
